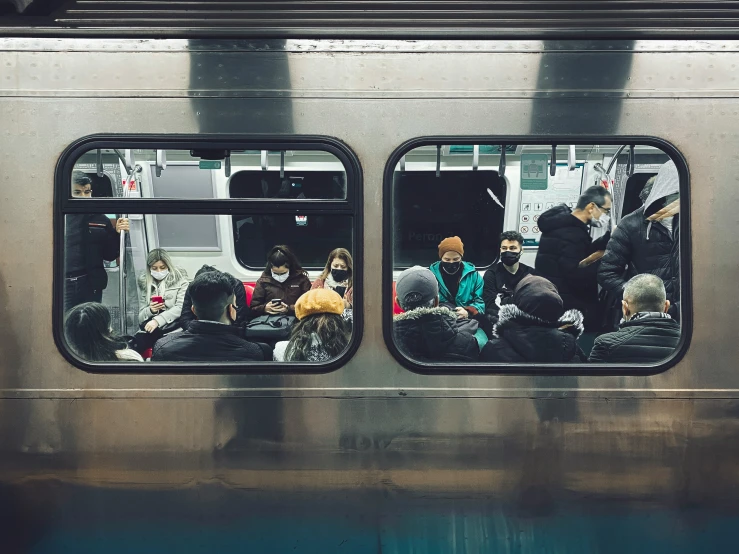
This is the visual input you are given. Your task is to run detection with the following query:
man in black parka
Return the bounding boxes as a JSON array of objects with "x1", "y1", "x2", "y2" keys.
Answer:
[{"x1": 535, "y1": 185, "x2": 612, "y2": 330}]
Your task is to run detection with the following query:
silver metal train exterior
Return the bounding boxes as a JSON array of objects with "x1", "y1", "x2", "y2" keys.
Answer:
[{"x1": 1, "y1": 33, "x2": 739, "y2": 553}]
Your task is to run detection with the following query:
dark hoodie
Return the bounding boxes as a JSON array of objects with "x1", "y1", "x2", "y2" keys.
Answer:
[
  {"x1": 393, "y1": 306, "x2": 480, "y2": 362},
  {"x1": 179, "y1": 265, "x2": 250, "y2": 331},
  {"x1": 535, "y1": 204, "x2": 610, "y2": 323},
  {"x1": 480, "y1": 275, "x2": 586, "y2": 363},
  {"x1": 598, "y1": 160, "x2": 680, "y2": 316}
]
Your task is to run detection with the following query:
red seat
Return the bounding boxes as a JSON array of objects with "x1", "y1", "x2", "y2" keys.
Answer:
[
  {"x1": 392, "y1": 281, "x2": 404, "y2": 314},
  {"x1": 142, "y1": 348, "x2": 153, "y2": 360},
  {"x1": 243, "y1": 283, "x2": 255, "y2": 306}
]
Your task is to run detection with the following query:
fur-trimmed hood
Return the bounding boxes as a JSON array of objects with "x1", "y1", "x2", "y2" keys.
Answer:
[
  {"x1": 393, "y1": 306, "x2": 479, "y2": 362},
  {"x1": 481, "y1": 304, "x2": 585, "y2": 363}
]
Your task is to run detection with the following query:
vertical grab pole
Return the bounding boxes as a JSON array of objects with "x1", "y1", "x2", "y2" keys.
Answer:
[
  {"x1": 118, "y1": 167, "x2": 135, "y2": 335},
  {"x1": 436, "y1": 144, "x2": 441, "y2": 177}
]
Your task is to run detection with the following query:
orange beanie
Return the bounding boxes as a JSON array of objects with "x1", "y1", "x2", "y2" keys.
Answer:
[
  {"x1": 294, "y1": 288, "x2": 344, "y2": 321},
  {"x1": 438, "y1": 236, "x2": 464, "y2": 259}
]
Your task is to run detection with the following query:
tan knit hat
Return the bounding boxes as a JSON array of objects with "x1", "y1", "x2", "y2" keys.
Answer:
[
  {"x1": 294, "y1": 288, "x2": 344, "y2": 320},
  {"x1": 438, "y1": 236, "x2": 464, "y2": 259}
]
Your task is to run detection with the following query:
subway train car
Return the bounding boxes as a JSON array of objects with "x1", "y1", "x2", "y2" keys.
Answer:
[{"x1": 1, "y1": 2, "x2": 738, "y2": 552}]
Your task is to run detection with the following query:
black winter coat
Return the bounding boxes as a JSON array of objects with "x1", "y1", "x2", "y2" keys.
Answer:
[
  {"x1": 535, "y1": 205, "x2": 610, "y2": 320},
  {"x1": 152, "y1": 320, "x2": 265, "y2": 362},
  {"x1": 180, "y1": 265, "x2": 250, "y2": 331},
  {"x1": 479, "y1": 304, "x2": 586, "y2": 363},
  {"x1": 393, "y1": 306, "x2": 479, "y2": 362},
  {"x1": 250, "y1": 270, "x2": 311, "y2": 316},
  {"x1": 65, "y1": 214, "x2": 121, "y2": 291},
  {"x1": 482, "y1": 262, "x2": 534, "y2": 325},
  {"x1": 588, "y1": 315, "x2": 680, "y2": 364},
  {"x1": 597, "y1": 206, "x2": 679, "y2": 304}
]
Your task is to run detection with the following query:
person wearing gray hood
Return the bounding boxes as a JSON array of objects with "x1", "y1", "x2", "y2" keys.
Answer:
[{"x1": 598, "y1": 159, "x2": 681, "y2": 321}]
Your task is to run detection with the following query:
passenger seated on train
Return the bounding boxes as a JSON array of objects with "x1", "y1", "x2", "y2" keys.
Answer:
[
  {"x1": 152, "y1": 271, "x2": 265, "y2": 362},
  {"x1": 482, "y1": 230, "x2": 535, "y2": 328},
  {"x1": 393, "y1": 266, "x2": 479, "y2": 362},
  {"x1": 273, "y1": 289, "x2": 351, "y2": 362},
  {"x1": 535, "y1": 186, "x2": 612, "y2": 332},
  {"x1": 311, "y1": 248, "x2": 353, "y2": 309},
  {"x1": 133, "y1": 248, "x2": 190, "y2": 352},
  {"x1": 429, "y1": 236, "x2": 488, "y2": 349},
  {"x1": 598, "y1": 160, "x2": 680, "y2": 324},
  {"x1": 65, "y1": 302, "x2": 143, "y2": 362},
  {"x1": 589, "y1": 274, "x2": 680, "y2": 364},
  {"x1": 249, "y1": 245, "x2": 311, "y2": 318},
  {"x1": 180, "y1": 265, "x2": 249, "y2": 331},
  {"x1": 479, "y1": 275, "x2": 586, "y2": 363}
]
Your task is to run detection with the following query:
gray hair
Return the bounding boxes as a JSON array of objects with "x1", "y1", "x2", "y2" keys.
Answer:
[{"x1": 623, "y1": 274, "x2": 667, "y2": 312}]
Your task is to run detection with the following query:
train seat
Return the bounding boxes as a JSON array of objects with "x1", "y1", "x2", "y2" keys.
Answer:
[{"x1": 244, "y1": 283, "x2": 255, "y2": 306}]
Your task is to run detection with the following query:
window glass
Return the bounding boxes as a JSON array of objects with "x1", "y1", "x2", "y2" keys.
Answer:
[
  {"x1": 388, "y1": 142, "x2": 686, "y2": 370},
  {"x1": 59, "y1": 143, "x2": 359, "y2": 370}
]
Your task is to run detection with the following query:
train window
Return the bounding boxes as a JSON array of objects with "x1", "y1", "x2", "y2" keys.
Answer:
[
  {"x1": 385, "y1": 140, "x2": 689, "y2": 374},
  {"x1": 56, "y1": 139, "x2": 362, "y2": 373}
]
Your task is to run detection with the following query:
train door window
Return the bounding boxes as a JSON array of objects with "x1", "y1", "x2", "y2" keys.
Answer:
[
  {"x1": 384, "y1": 140, "x2": 689, "y2": 374},
  {"x1": 57, "y1": 139, "x2": 361, "y2": 372}
]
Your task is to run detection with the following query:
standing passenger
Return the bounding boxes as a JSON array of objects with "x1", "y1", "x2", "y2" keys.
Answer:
[
  {"x1": 598, "y1": 160, "x2": 681, "y2": 321},
  {"x1": 535, "y1": 186, "x2": 612, "y2": 330},
  {"x1": 429, "y1": 236, "x2": 488, "y2": 349},
  {"x1": 482, "y1": 230, "x2": 535, "y2": 326},
  {"x1": 250, "y1": 245, "x2": 311, "y2": 317},
  {"x1": 64, "y1": 171, "x2": 129, "y2": 312},
  {"x1": 135, "y1": 248, "x2": 189, "y2": 351}
]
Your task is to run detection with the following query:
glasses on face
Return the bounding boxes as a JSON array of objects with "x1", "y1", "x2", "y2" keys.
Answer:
[{"x1": 597, "y1": 204, "x2": 611, "y2": 215}]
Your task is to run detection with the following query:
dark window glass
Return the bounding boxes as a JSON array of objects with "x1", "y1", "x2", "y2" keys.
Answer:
[{"x1": 229, "y1": 170, "x2": 346, "y2": 200}]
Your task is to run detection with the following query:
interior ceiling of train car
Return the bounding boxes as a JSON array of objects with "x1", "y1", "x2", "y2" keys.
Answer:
[{"x1": 2, "y1": 1, "x2": 739, "y2": 38}]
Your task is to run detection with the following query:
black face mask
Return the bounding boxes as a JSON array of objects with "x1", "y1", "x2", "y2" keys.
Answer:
[
  {"x1": 441, "y1": 261, "x2": 461, "y2": 275},
  {"x1": 500, "y1": 251, "x2": 521, "y2": 267},
  {"x1": 331, "y1": 268, "x2": 350, "y2": 282}
]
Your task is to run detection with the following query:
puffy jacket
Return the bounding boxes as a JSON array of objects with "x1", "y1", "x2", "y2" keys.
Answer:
[
  {"x1": 588, "y1": 314, "x2": 680, "y2": 364},
  {"x1": 137, "y1": 270, "x2": 190, "y2": 329},
  {"x1": 152, "y1": 320, "x2": 265, "y2": 362},
  {"x1": 180, "y1": 265, "x2": 250, "y2": 331},
  {"x1": 480, "y1": 304, "x2": 585, "y2": 363},
  {"x1": 598, "y1": 208, "x2": 679, "y2": 301},
  {"x1": 250, "y1": 270, "x2": 312, "y2": 316},
  {"x1": 393, "y1": 306, "x2": 480, "y2": 362},
  {"x1": 64, "y1": 214, "x2": 120, "y2": 291},
  {"x1": 535, "y1": 204, "x2": 610, "y2": 319}
]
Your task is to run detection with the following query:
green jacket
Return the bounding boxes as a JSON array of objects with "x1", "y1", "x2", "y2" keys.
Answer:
[{"x1": 429, "y1": 261, "x2": 488, "y2": 349}]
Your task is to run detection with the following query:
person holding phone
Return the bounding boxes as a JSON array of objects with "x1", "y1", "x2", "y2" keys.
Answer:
[
  {"x1": 135, "y1": 248, "x2": 189, "y2": 351},
  {"x1": 311, "y1": 248, "x2": 354, "y2": 309},
  {"x1": 249, "y1": 245, "x2": 311, "y2": 317},
  {"x1": 64, "y1": 170, "x2": 129, "y2": 313}
]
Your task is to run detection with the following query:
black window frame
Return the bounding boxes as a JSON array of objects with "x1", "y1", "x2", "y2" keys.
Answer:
[
  {"x1": 55, "y1": 134, "x2": 363, "y2": 375},
  {"x1": 383, "y1": 136, "x2": 691, "y2": 376}
]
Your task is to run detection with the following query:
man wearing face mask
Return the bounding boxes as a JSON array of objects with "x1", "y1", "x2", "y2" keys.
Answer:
[
  {"x1": 152, "y1": 271, "x2": 265, "y2": 362},
  {"x1": 589, "y1": 274, "x2": 680, "y2": 363},
  {"x1": 598, "y1": 159, "x2": 681, "y2": 322},
  {"x1": 482, "y1": 231, "x2": 535, "y2": 328},
  {"x1": 429, "y1": 236, "x2": 488, "y2": 349},
  {"x1": 535, "y1": 185, "x2": 612, "y2": 331}
]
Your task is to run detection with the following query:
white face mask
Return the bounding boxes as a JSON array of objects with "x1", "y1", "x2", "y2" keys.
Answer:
[
  {"x1": 151, "y1": 269, "x2": 169, "y2": 281},
  {"x1": 271, "y1": 271, "x2": 289, "y2": 283},
  {"x1": 592, "y1": 212, "x2": 611, "y2": 229}
]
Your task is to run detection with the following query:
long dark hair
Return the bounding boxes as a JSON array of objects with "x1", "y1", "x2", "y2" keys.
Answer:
[
  {"x1": 284, "y1": 313, "x2": 351, "y2": 361},
  {"x1": 65, "y1": 302, "x2": 128, "y2": 361},
  {"x1": 318, "y1": 248, "x2": 353, "y2": 288},
  {"x1": 266, "y1": 245, "x2": 306, "y2": 275}
]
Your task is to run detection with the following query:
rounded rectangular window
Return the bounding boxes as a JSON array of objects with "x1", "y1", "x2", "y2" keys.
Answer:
[
  {"x1": 57, "y1": 138, "x2": 361, "y2": 372},
  {"x1": 385, "y1": 140, "x2": 689, "y2": 374}
]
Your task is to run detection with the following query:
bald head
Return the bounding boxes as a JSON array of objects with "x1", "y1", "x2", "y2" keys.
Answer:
[{"x1": 622, "y1": 274, "x2": 670, "y2": 319}]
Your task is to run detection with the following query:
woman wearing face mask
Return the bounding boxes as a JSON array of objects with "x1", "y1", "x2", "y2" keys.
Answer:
[
  {"x1": 482, "y1": 230, "x2": 535, "y2": 330},
  {"x1": 311, "y1": 248, "x2": 354, "y2": 309},
  {"x1": 136, "y1": 248, "x2": 189, "y2": 351},
  {"x1": 250, "y1": 245, "x2": 311, "y2": 317},
  {"x1": 429, "y1": 236, "x2": 488, "y2": 350}
]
